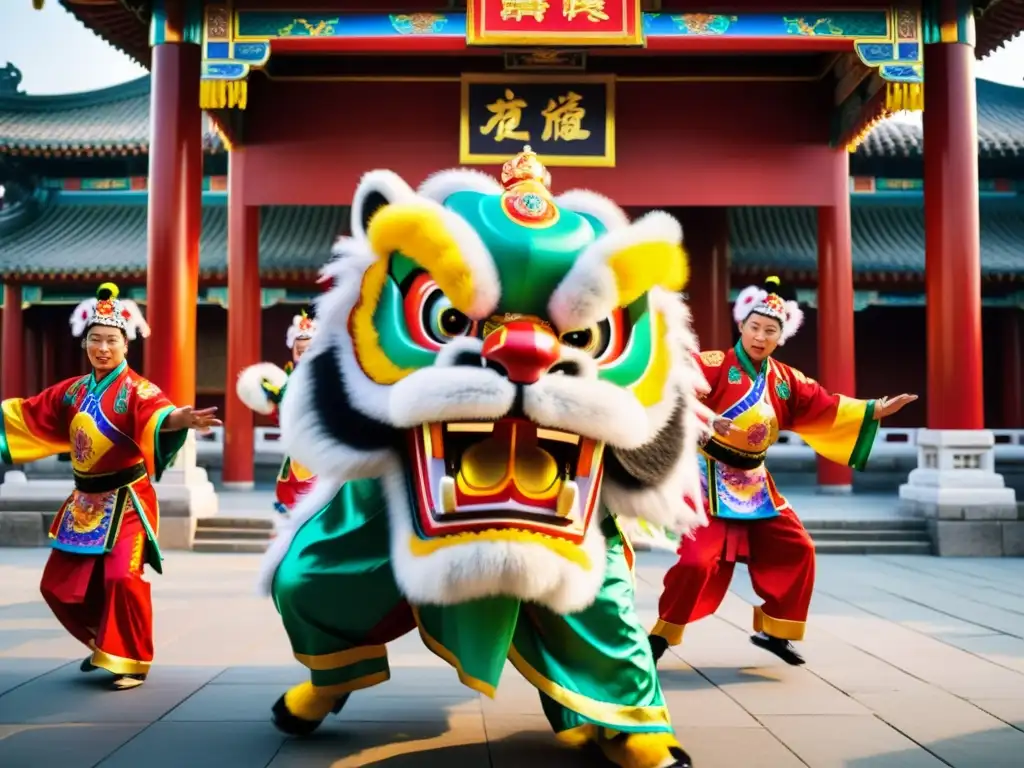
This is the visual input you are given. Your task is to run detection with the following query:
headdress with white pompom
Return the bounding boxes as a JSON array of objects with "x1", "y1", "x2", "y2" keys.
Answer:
[
  {"x1": 286, "y1": 309, "x2": 317, "y2": 349},
  {"x1": 732, "y1": 275, "x2": 804, "y2": 346},
  {"x1": 69, "y1": 282, "x2": 151, "y2": 341}
]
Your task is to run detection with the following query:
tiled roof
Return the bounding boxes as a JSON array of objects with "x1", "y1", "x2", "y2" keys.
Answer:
[
  {"x1": 0, "y1": 205, "x2": 347, "y2": 279},
  {"x1": 1, "y1": 202, "x2": 1020, "y2": 279},
  {"x1": 0, "y1": 76, "x2": 223, "y2": 156},
  {"x1": 730, "y1": 205, "x2": 1024, "y2": 276},
  {"x1": 857, "y1": 79, "x2": 1024, "y2": 159}
]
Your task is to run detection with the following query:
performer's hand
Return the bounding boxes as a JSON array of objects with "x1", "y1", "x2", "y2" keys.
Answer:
[
  {"x1": 712, "y1": 416, "x2": 743, "y2": 438},
  {"x1": 874, "y1": 394, "x2": 918, "y2": 420},
  {"x1": 165, "y1": 406, "x2": 223, "y2": 434}
]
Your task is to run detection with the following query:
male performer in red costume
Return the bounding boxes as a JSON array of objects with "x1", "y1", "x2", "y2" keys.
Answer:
[
  {"x1": 235, "y1": 309, "x2": 318, "y2": 522},
  {"x1": 650, "y1": 277, "x2": 916, "y2": 666},
  {"x1": 0, "y1": 283, "x2": 221, "y2": 690}
]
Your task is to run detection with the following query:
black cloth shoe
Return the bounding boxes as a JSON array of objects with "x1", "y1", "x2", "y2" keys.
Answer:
[
  {"x1": 670, "y1": 746, "x2": 694, "y2": 767},
  {"x1": 80, "y1": 656, "x2": 98, "y2": 673},
  {"x1": 649, "y1": 634, "x2": 669, "y2": 664},
  {"x1": 330, "y1": 693, "x2": 350, "y2": 714},
  {"x1": 271, "y1": 694, "x2": 323, "y2": 736},
  {"x1": 750, "y1": 632, "x2": 805, "y2": 665}
]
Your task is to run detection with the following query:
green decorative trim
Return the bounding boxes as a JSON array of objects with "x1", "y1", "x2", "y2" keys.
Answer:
[
  {"x1": 733, "y1": 341, "x2": 764, "y2": 381},
  {"x1": 113, "y1": 380, "x2": 131, "y2": 414},
  {"x1": 150, "y1": 0, "x2": 204, "y2": 46},
  {"x1": 152, "y1": 405, "x2": 187, "y2": 480},
  {"x1": 728, "y1": 366, "x2": 742, "y2": 385},
  {"x1": 89, "y1": 360, "x2": 127, "y2": 396},
  {"x1": 849, "y1": 399, "x2": 879, "y2": 471},
  {"x1": 922, "y1": 0, "x2": 975, "y2": 46},
  {"x1": 774, "y1": 380, "x2": 792, "y2": 400},
  {"x1": 127, "y1": 486, "x2": 164, "y2": 574},
  {"x1": 62, "y1": 376, "x2": 89, "y2": 407},
  {"x1": 0, "y1": 414, "x2": 12, "y2": 465}
]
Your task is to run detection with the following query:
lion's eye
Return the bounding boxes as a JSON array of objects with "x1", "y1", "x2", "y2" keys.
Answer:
[
  {"x1": 558, "y1": 310, "x2": 630, "y2": 364},
  {"x1": 402, "y1": 271, "x2": 476, "y2": 351},
  {"x1": 427, "y1": 299, "x2": 472, "y2": 343},
  {"x1": 560, "y1": 329, "x2": 594, "y2": 349}
]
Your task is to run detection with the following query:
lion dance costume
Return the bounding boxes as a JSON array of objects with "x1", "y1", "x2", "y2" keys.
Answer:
[
  {"x1": 651, "y1": 277, "x2": 879, "y2": 666},
  {"x1": 259, "y1": 148, "x2": 709, "y2": 767},
  {"x1": 0, "y1": 283, "x2": 188, "y2": 689},
  {"x1": 236, "y1": 310, "x2": 319, "y2": 518}
]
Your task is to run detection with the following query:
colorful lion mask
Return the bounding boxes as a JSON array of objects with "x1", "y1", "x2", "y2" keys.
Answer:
[{"x1": 261, "y1": 148, "x2": 709, "y2": 614}]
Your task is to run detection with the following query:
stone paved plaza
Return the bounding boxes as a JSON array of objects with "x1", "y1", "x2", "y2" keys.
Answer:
[{"x1": 1, "y1": 548, "x2": 1023, "y2": 767}]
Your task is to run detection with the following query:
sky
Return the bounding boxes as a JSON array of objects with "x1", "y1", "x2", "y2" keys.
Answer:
[{"x1": 0, "y1": 2, "x2": 1020, "y2": 98}]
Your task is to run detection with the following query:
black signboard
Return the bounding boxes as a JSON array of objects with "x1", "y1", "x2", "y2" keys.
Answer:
[{"x1": 459, "y1": 74, "x2": 615, "y2": 167}]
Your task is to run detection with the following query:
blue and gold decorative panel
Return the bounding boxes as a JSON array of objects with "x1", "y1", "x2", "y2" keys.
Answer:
[
  {"x1": 460, "y1": 74, "x2": 615, "y2": 167},
  {"x1": 199, "y1": 7, "x2": 926, "y2": 111},
  {"x1": 641, "y1": 11, "x2": 890, "y2": 37}
]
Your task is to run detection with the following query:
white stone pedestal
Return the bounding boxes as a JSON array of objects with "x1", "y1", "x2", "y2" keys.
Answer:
[
  {"x1": 0, "y1": 434, "x2": 218, "y2": 550},
  {"x1": 898, "y1": 429, "x2": 1021, "y2": 556}
]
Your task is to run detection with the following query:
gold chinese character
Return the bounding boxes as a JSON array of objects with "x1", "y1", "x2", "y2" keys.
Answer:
[
  {"x1": 501, "y1": 0, "x2": 550, "y2": 22},
  {"x1": 541, "y1": 91, "x2": 591, "y2": 142},
  {"x1": 563, "y1": 0, "x2": 609, "y2": 22},
  {"x1": 480, "y1": 89, "x2": 531, "y2": 142}
]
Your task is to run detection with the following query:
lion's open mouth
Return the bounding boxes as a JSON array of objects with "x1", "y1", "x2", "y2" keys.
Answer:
[{"x1": 405, "y1": 418, "x2": 605, "y2": 544}]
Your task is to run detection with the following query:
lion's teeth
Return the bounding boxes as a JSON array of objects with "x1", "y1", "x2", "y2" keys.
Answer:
[
  {"x1": 438, "y1": 476, "x2": 458, "y2": 515},
  {"x1": 446, "y1": 423, "x2": 495, "y2": 433},
  {"x1": 536, "y1": 428, "x2": 580, "y2": 445},
  {"x1": 556, "y1": 481, "x2": 579, "y2": 519}
]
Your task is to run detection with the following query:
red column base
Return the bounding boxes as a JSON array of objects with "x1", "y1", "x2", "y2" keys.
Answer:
[{"x1": 816, "y1": 459, "x2": 853, "y2": 492}]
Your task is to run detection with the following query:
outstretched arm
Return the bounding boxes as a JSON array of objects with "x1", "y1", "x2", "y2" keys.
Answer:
[
  {"x1": 785, "y1": 369, "x2": 917, "y2": 471},
  {"x1": 0, "y1": 380, "x2": 76, "y2": 465}
]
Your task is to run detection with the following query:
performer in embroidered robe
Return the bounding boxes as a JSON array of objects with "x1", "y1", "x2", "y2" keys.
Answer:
[
  {"x1": 259, "y1": 149, "x2": 712, "y2": 767},
  {"x1": 650, "y1": 277, "x2": 917, "y2": 666},
  {"x1": 0, "y1": 283, "x2": 222, "y2": 690},
  {"x1": 236, "y1": 310, "x2": 319, "y2": 519}
]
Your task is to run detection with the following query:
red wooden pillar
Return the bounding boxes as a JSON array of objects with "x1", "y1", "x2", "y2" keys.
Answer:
[
  {"x1": 223, "y1": 150, "x2": 262, "y2": 488},
  {"x1": 145, "y1": 4, "x2": 202, "y2": 408},
  {"x1": 683, "y1": 207, "x2": 731, "y2": 352},
  {"x1": 1, "y1": 284, "x2": 24, "y2": 399},
  {"x1": 816, "y1": 151, "x2": 857, "y2": 491},
  {"x1": 1003, "y1": 309, "x2": 1023, "y2": 428},
  {"x1": 923, "y1": 18, "x2": 984, "y2": 430}
]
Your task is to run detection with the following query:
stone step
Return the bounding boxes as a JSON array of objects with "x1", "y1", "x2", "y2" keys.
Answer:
[
  {"x1": 812, "y1": 540, "x2": 933, "y2": 555},
  {"x1": 802, "y1": 519, "x2": 927, "y2": 531},
  {"x1": 196, "y1": 516, "x2": 275, "y2": 530},
  {"x1": 192, "y1": 539, "x2": 270, "y2": 554},
  {"x1": 194, "y1": 527, "x2": 274, "y2": 542},
  {"x1": 809, "y1": 529, "x2": 932, "y2": 543}
]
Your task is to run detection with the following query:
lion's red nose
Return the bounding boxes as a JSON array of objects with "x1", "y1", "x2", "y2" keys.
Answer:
[{"x1": 481, "y1": 321, "x2": 560, "y2": 385}]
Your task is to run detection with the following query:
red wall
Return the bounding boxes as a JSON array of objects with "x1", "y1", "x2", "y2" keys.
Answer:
[{"x1": 240, "y1": 78, "x2": 843, "y2": 208}]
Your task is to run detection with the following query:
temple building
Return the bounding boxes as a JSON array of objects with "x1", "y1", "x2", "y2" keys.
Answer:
[{"x1": 2, "y1": 66, "x2": 1021, "y2": 431}]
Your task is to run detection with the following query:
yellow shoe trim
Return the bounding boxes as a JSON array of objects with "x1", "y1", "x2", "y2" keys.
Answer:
[
  {"x1": 650, "y1": 619, "x2": 685, "y2": 646},
  {"x1": 598, "y1": 731, "x2": 683, "y2": 768},
  {"x1": 91, "y1": 649, "x2": 151, "y2": 676},
  {"x1": 754, "y1": 606, "x2": 806, "y2": 641},
  {"x1": 283, "y1": 681, "x2": 337, "y2": 722},
  {"x1": 112, "y1": 676, "x2": 145, "y2": 691},
  {"x1": 555, "y1": 724, "x2": 598, "y2": 747}
]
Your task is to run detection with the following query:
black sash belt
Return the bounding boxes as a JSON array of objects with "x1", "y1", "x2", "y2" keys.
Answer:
[
  {"x1": 73, "y1": 462, "x2": 147, "y2": 494},
  {"x1": 702, "y1": 439, "x2": 766, "y2": 471}
]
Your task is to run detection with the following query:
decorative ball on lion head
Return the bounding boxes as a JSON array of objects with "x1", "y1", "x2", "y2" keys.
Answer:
[{"x1": 276, "y1": 147, "x2": 709, "y2": 614}]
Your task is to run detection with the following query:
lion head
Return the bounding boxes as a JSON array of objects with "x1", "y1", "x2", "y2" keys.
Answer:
[{"x1": 275, "y1": 149, "x2": 708, "y2": 614}]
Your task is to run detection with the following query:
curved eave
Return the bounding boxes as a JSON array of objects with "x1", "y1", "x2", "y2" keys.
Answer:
[
  {"x1": 59, "y1": 0, "x2": 151, "y2": 69},
  {"x1": 977, "y1": 0, "x2": 1024, "y2": 59}
]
